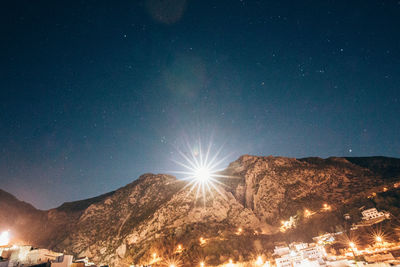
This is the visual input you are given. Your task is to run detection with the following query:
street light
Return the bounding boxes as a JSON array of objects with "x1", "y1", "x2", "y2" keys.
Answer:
[
  {"x1": 255, "y1": 256, "x2": 263, "y2": 265},
  {"x1": 0, "y1": 231, "x2": 10, "y2": 246},
  {"x1": 349, "y1": 242, "x2": 357, "y2": 258}
]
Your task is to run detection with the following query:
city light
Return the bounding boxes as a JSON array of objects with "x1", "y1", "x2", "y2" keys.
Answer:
[
  {"x1": 236, "y1": 227, "x2": 242, "y2": 235},
  {"x1": 200, "y1": 261, "x2": 205, "y2": 267},
  {"x1": 304, "y1": 209, "x2": 315, "y2": 218},
  {"x1": 150, "y1": 252, "x2": 160, "y2": 264},
  {"x1": 176, "y1": 244, "x2": 183, "y2": 253},
  {"x1": 226, "y1": 259, "x2": 234, "y2": 267},
  {"x1": 164, "y1": 255, "x2": 182, "y2": 267},
  {"x1": 323, "y1": 203, "x2": 332, "y2": 211},
  {"x1": 376, "y1": 236, "x2": 383, "y2": 243},
  {"x1": 280, "y1": 216, "x2": 296, "y2": 232},
  {"x1": 349, "y1": 242, "x2": 356, "y2": 249},
  {"x1": 255, "y1": 256, "x2": 263, "y2": 265},
  {"x1": 199, "y1": 237, "x2": 206, "y2": 245},
  {"x1": 0, "y1": 231, "x2": 10, "y2": 246}
]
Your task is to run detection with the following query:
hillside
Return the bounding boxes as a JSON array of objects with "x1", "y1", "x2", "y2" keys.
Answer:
[{"x1": 1, "y1": 156, "x2": 400, "y2": 266}]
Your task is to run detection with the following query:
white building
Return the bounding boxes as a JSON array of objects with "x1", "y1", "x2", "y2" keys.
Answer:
[
  {"x1": 290, "y1": 242, "x2": 308, "y2": 251},
  {"x1": 24, "y1": 248, "x2": 63, "y2": 265},
  {"x1": 275, "y1": 243, "x2": 326, "y2": 267},
  {"x1": 301, "y1": 245, "x2": 327, "y2": 260},
  {"x1": 361, "y1": 208, "x2": 389, "y2": 221},
  {"x1": 276, "y1": 253, "x2": 303, "y2": 267},
  {"x1": 52, "y1": 255, "x2": 74, "y2": 267},
  {"x1": 274, "y1": 246, "x2": 290, "y2": 256},
  {"x1": 0, "y1": 245, "x2": 74, "y2": 267}
]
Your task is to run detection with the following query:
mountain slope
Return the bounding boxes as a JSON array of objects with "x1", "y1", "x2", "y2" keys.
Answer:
[{"x1": 1, "y1": 156, "x2": 400, "y2": 266}]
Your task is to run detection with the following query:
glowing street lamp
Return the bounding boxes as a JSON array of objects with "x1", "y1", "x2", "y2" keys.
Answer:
[
  {"x1": 304, "y1": 209, "x2": 313, "y2": 218},
  {"x1": 150, "y1": 252, "x2": 159, "y2": 264},
  {"x1": 255, "y1": 256, "x2": 263, "y2": 265},
  {"x1": 323, "y1": 203, "x2": 331, "y2": 211},
  {"x1": 199, "y1": 237, "x2": 206, "y2": 245},
  {"x1": 349, "y1": 242, "x2": 357, "y2": 257},
  {"x1": 0, "y1": 231, "x2": 10, "y2": 246},
  {"x1": 236, "y1": 228, "x2": 243, "y2": 235},
  {"x1": 176, "y1": 244, "x2": 183, "y2": 253},
  {"x1": 376, "y1": 236, "x2": 383, "y2": 243}
]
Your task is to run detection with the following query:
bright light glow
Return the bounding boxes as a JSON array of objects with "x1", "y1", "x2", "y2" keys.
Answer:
[
  {"x1": 172, "y1": 140, "x2": 233, "y2": 202},
  {"x1": 368, "y1": 226, "x2": 388, "y2": 247},
  {"x1": 164, "y1": 255, "x2": 181, "y2": 267},
  {"x1": 236, "y1": 227, "x2": 242, "y2": 235},
  {"x1": 194, "y1": 167, "x2": 211, "y2": 183},
  {"x1": 323, "y1": 203, "x2": 332, "y2": 211},
  {"x1": 150, "y1": 252, "x2": 160, "y2": 264},
  {"x1": 200, "y1": 262, "x2": 205, "y2": 267},
  {"x1": 0, "y1": 231, "x2": 10, "y2": 246},
  {"x1": 199, "y1": 237, "x2": 206, "y2": 245},
  {"x1": 255, "y1": 256, "x2": 263, "y2": 265},
  {"x1": 280, "y1": 216, "x2": 296, "y2": 232},
  {"x1": 304, "y1": 209, "x2": 315, "y2": 218},
  {"x1": 349, "y1": 242, "x2": 356, "y2": 248},
  {"x1": 227, "y1": 259, "x2": 234, "y2": 267}
]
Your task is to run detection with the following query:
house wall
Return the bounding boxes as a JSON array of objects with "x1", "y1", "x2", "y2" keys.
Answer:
[{"x1": 52, "y1": 255, "x2": 73, "y2": 267}]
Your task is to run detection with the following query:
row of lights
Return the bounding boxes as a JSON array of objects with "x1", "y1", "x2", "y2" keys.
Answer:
[{"x1": 348, "y1": 235, "x2": 385, "y2": 255}]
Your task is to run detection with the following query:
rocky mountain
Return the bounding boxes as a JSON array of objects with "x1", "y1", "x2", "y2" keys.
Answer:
[{"x1": 1, "y1": 156, "x2": 400, "y2": 266}]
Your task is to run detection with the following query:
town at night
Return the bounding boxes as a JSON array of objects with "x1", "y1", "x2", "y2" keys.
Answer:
[{"x1": 1, "y1": 0, "x2": 400, "y2": 266}]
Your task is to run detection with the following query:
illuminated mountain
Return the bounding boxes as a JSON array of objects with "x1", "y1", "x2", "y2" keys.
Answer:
[{"x1": 1, "y1": 156, "x2": 400, "y2": 266}]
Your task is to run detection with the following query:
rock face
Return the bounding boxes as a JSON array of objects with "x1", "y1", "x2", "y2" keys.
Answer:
[
  {"x1": 224, "y1": 155, "x2": 400, "y2": 224},
  {"x1": 1, "y1": 156, "x2": 400, "y2": 266}
]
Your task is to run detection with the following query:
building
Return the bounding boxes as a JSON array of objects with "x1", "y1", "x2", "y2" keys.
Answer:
[
  {"x1": 290, "y1": 242, "x2": 308, "y2": 251},
  {"x1": 276, "y1": 253, "x2": 303, "y2": 267},
  {"x1": 0, "y1": 245, "x2": 77, "y2": 267},
  {"x1": 24, "y1": 248, "x2": 63, "y2": 265},
  {"x1": 52, "y1": 255, "x2": 74, "y2": 267},
  {"x1": 274, "y1": 246, "x2": 290, "y2": 256},
  {"x1": 301, "y1": 245, "x2": 327, "y2": 260},
  {"x1": 361, "y1": 208, "x2": 389, "y2": 221},
  {"x1": 275, "y1": 243, "x2": 327, "y2": 267},
  {"x1": 74, "y1": 256, "x2": 96, "y2": 266}
]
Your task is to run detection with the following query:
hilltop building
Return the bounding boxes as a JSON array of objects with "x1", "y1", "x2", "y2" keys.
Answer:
[{"x1": 361, "y1": 208, "x2": 390, "y2": 221}]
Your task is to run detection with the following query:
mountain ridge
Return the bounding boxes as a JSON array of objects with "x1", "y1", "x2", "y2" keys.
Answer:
[{"x1": 1, "y1": 155, "x2": 400, "y2": 266}]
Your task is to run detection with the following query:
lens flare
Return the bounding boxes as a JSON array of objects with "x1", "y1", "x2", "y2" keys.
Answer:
[{"x1": 172, "y1": 140, "x2": 233, "y2": 203}]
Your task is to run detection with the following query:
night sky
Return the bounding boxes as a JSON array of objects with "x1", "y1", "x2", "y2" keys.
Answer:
[{"x1": 1, "y1": 0, "x2": 399, "y2": 209}]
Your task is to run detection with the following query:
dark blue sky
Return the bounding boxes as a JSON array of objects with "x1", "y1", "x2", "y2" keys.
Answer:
[{"x1": 1, "y1": 0, "x2": 399, "y2": 209}]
